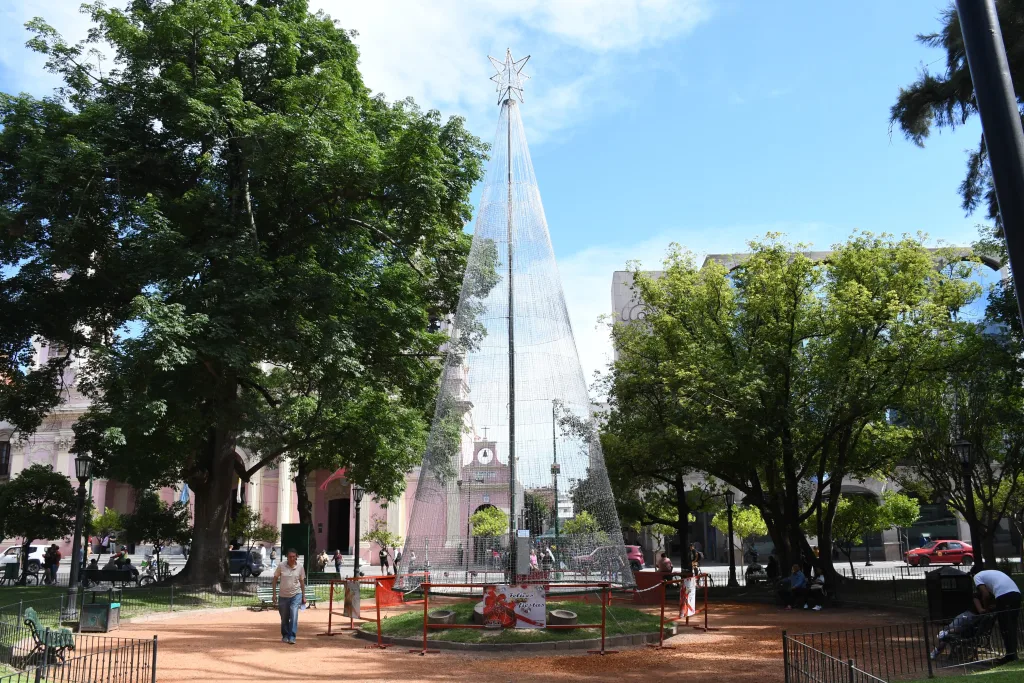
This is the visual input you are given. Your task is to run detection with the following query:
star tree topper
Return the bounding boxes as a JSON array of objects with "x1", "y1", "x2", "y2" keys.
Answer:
[{"x1": 489, "y1": 48, "x2": 530, "y2": 105}]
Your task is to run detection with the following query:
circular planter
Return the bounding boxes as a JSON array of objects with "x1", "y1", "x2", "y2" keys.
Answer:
[
  {"x1": 427, "y1": 609, "x2": 457, "y2": 625},
  {"x1": 547, "y1": 609, "x2": 578, "y2": 627}
]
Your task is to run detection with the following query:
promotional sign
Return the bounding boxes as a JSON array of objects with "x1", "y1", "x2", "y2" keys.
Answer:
[
  {"x1": 482, "y1": 584, "x2": 546, "y2": 629},
  {"x1": 343, "y1": 579, "x2": 361, "y2": 619},
  {"x1": 681, "y1": 576, "x2": 697, "y2": 617}
]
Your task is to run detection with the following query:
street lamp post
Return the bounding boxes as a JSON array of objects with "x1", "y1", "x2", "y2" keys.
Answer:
[
  {"x1": 352, "y1": 485, "x2": 364, "y2": 579},
  {"x1": 952, "y1": 438, "x2": 979, "y2": 565},
  {"x1": 725, "y1": 490, "x2": 738, "y2": 587},
  {"x1": 68, "y1": 455, "x2": 93, "y2": 617}
]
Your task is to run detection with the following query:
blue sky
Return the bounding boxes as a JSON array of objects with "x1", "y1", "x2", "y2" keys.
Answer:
[{"x1": 0, "y1": 0, "x2": 987, "y2": 382}]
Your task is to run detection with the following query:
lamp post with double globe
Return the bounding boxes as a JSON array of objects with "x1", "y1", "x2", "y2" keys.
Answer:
[
  {"x1": 352, "y1": 485, "x2": 365, "y2": 578},
  {"x1": 725, "y1": 490, "x2": 738, "y2": 587},
  {"x1": 952, "y1": 438, "x2": 979, "y2": 561}
]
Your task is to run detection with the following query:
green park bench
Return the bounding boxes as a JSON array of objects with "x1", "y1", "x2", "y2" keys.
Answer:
[
  {"x1": 23, "y1": 607, "x2": 75, "y2": 663},
  {"x1": 253, "y1": 586, "x2": 319, "y2": 611}
]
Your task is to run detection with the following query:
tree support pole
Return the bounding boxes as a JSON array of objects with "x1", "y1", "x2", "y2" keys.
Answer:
[{"x1": 955, "y1": 0, "x2": 1024, "y2": 328}]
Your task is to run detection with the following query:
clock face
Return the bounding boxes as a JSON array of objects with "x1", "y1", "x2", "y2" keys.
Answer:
[{"x1": 477, "y1": 447, "x2": 494, "y2": 465}]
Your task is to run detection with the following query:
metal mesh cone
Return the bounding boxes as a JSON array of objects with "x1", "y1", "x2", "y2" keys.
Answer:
[{"x1": 396, "y1": 98, "x2": 634, "y2": 590}]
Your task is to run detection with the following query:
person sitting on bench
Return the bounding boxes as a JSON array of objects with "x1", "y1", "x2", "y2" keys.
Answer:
[
  {"x1": 779, "y1": 564, "x2": 807, "y2": 610},
  {"x1": 930, "y1": 610, "x2": 984, "y2": 660}
]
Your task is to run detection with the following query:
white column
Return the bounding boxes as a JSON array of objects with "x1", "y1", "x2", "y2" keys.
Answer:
[{"x1": 277, "y1": 458, "x2": 292, "y2": 527}]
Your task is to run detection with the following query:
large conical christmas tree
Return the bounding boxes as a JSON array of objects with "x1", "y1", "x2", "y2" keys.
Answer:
[{"x1": 397, "y1": 50, "x2": 633, "y2": 589}]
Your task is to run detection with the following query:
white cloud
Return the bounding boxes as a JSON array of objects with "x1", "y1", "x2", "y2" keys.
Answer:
[{"x1": 0, "y1": 1, "x2": 712, "y2": 141}]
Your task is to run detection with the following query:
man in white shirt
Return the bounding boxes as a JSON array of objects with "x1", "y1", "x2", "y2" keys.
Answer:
[
  {"x1": 272, "y1": 549, "x2": 306, "y2": 644},
  {"x1": 973, "y1": 569, "x2": 1020, "y2": 663}
]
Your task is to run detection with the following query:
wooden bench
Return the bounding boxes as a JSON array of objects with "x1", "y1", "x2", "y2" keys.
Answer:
[
  {"x1": 254, "y1": 586, "x2": 319, "y2": 610},
  {"x1": 23, "y1": 607, "x2": 75, "y2": 663}
]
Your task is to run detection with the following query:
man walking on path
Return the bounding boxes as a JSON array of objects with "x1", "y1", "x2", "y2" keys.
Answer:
[
  {"x1": 272, "y1": 549, "x2": 306, "y2": 644},
  {"x1": 972, "y1": 568, "x2": 1021, "y2": 664}
]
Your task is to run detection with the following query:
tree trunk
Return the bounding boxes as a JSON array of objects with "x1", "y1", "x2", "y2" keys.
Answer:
[
  {"x1": 173, "y1": 426, "x2": 237, "y2": 586},
  {"x1": 982, "y1": 531, "x2": 998, "y2": 570},
  {"x1": 674, "y1": 474, "x2": 689, "y2": 568},
  {"x1": 293, "y1": 457, "x2": 315, "y2": 552}
]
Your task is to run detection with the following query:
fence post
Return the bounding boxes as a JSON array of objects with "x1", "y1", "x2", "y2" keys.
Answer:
[
  {"x1": 782, "y1": 631, "x2": 790, "y2": 683},
  {"x1": 170, "y1": 585, "x2": 174, "y2": 612},
  {"x1": 18, "y1": 600, "x2": 23, "y2": 626},
  {"x1": 922, "y1": 617, "x2": 934, "y2": 678},
  {"x1": 893, "y1": 577, "x2": 898, "y2": 601},
  {"x1": 847, "y1": 659, "x2": 855, "y2": 683},
  {"x1": 151, "y1": 635, "x2": 158, "y2": 683},
  {"x1": 40, "y1": 627, "x2": 50, "y2": 681}
]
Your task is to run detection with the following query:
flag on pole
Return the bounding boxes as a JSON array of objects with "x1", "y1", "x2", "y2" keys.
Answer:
[
  {"x1": 179, "y1": 483, "x2": 190, "y2": 503},
  {"x1": 318, "y1": 467, "x2": 346, "y2": 491}
]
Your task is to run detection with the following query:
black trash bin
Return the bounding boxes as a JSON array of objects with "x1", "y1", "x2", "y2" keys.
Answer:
[{"x1": 925, "y1": 566, "x2": 974, "y2": 621}]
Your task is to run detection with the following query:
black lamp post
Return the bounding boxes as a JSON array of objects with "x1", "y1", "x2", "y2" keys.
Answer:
[
  {"x1": 952, "y1": 438, "x2": 979, "y2": 564},
  {"x1": 352, "y1": 485, "x2": 364, "y2": 578},
  {"x1": 68, "y1": 455, "x2": 93, "y2": 613},
  {"x1": 725, "y1": 490, "x2": 737, "y2": 587}
]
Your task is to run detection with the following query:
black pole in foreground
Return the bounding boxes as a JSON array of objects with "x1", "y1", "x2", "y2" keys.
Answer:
[{"x1": 955, "y1": 0, "x2": 1024, "y2": 327}]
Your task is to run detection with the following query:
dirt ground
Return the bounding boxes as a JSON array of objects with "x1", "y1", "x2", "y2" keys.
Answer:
[{"x1": 120, "y1": 601, "x2": 908, "y2": 682}]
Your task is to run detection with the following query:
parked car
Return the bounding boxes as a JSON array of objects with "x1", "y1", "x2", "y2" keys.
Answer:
[
  {"x1": 904, "y1": 540, "x2": 974, "y2": 567},
  {"x1": 1, "y1": 545, "x2": 45, "y2": 573},
  {"x1": 228, "y1": 549, "x2": 264, "y2": 578},
  {"x1": 573, "y1": 545, "x2": 645, "y2": 572}
]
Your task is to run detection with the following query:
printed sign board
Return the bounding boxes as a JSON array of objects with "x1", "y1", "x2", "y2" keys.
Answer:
[
  {"x1": 343, "y1": 579, "x2": 361, "y2": 619},
  {"x1": 681, "y1": 576, "x2": 696, "y2": 617},
  {"x1": 482, "y1": 584, "x2": 546, "y2": 629}
]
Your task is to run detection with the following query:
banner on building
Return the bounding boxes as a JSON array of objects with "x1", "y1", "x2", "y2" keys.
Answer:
[
  {"x1": 482, "y1": 584, "x2": 546, "y2": 629},
  {"x1": 343, "y1": 579, "x2": 361, "y2": 619}
]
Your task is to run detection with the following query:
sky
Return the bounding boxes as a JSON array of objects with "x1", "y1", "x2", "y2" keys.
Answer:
[{"x1": 0, "y1": 0, "x2": 987, "y2": 391}]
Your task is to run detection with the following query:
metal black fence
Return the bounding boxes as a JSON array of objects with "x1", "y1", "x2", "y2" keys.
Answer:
[
  {"x1": 785, "y1": 636, "x2": 887, "y2": 683},
  {"x1": 0, "y1": 620, "x2": 156, "y2": 683},
  {"x1": 784, "y1": 606, "x2": 1024, "y2": 681}
]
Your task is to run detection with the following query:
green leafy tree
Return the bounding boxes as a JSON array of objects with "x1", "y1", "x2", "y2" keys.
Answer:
[
  {"x1": 562, "y1": 510, "x2": 602, "y2": 536},
  {"x1": 600, "y1": 331, "x2": 721, "y2": 558},
  {"x1": 228, "y1": 504, "x2": 278, "y2": 561},
  {"x1": 0, "y1": 1, "x2": 486, "y2": 585},
  {"x1": 470, "y1": 506, "x2": 509, "y2": 538},
  {"x1": 712, "y1": 506, "x2": 768, "y2": 557},
  {"x1": 523, "y1": 492, "x2": 550, "y2": 536},
  {"x1": 362, "y1": 516, "x2": 403, "y2": 565},
  {"x1": 0, "y1": 464, "x2": 77, "y2": 583},
  {"x1": 122, "y1": 490, "x2": 192, "y2": 572},
  {"x1": 890, "y1": 0, "x2": 1024, "y2": 229},
  {"x1": 611, "y1": 235, "x2": 976, "y2": 577},
  {"x1": 897, "y1": 327, "x2": 1024, "y2": 568},
  {"x1": 89, "y1": 508, "x2": 124, "y2": 540}
]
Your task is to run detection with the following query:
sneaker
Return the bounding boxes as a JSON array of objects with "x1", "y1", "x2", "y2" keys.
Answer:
[
  {"x1": 930, "y1": 648, "x2": 940, "y2": 660},
  {"x1": 812, "y1": 605, "x2": 822, "y2": 611},
  {"x1": 803, "y1": 604, "x2": 808, "y2": 609},
  {"x1": 288, "y1": 639, "x2": 296, "y2": 645}
]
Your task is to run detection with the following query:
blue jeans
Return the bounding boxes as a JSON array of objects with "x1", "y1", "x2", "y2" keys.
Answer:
[{"x1": 278, "y1": 593, "x2": 301, "y2": 640}]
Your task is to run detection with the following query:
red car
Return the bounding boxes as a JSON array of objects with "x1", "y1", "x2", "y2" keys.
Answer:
[{"x1": 905, "y1": 540, "x2": 974, "y2": 567}]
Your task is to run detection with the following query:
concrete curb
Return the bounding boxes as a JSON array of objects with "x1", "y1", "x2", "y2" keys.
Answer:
[{"x1": 352, "y1": 625, "x2": 674, "y2": 652}]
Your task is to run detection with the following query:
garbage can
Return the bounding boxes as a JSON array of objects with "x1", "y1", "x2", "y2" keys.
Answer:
[
  {"x1": 925, "y1": 566, "x2": 973, "y2": 621},
  {"x1": 80, "y1": 588, "x2": 122, "y2": 632}
]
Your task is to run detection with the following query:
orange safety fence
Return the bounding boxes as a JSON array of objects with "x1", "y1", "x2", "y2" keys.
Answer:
[{"x1": 409, "y1": 582, "x2": 619, "y2": 657}]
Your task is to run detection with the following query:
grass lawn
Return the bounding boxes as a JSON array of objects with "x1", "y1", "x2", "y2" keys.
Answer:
[
  {"x1": 362, "y1": 600, "x2": 660, "y2": 644},
  {"x1": 1, "y1": 581, "x2": 369, "y2": 626},
  {"x1": 935, "y1": 661, "x2": 1024, "y2": 683}
]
